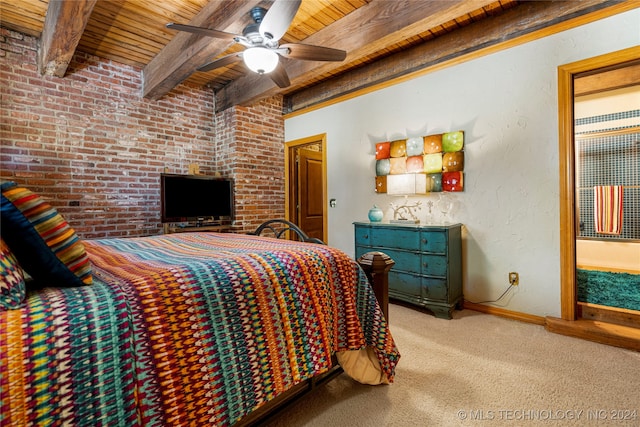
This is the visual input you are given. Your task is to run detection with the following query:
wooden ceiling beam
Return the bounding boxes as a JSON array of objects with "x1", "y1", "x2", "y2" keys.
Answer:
[
  {"x1": 285, "y1": 0, "x2": 628, "y2": 113},
  {"x1": 142, "y1": 0, "x2": 267, "y2": 100},
  {"x1": 214, "y1": 0, "x2": 497, "y2": 112},
  {"x1": 38, "y1": 0, "x2": 97, "y2": 77}
]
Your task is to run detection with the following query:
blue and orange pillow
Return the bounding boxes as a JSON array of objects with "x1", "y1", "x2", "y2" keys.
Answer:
[{"x1": 0, "y1": 181, "x2": 92, "y2": 297}]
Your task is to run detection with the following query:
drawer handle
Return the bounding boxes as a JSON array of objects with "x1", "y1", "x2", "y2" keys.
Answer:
[
  {"x1": 423, "y1": 262, "x2": 428, "y2": 268},
  {"x1": 364, "y1": 234, "x2": 369, "y2": 239},
  {"x1": 422, "y1": 239, "x2": 428, "y2": 244}
]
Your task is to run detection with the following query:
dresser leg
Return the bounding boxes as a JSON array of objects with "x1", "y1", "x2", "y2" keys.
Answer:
[{"x1": 430, "y1": 305, "x2": 454, "y2": 319}]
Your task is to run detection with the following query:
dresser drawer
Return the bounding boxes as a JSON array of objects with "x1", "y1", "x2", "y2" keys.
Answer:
[
  {"x1": 355, "y1": 226, "x2": 371, "y2": 246},
  {"x1": 358, "y1": 249, "x2": 448, "y2": 281},
  {"x1": 380, "y1": 248, "x2": 422, "y2": 274},
  {"x1": 419, "y1": 231, "x2": 447, "y2": 254},
  {"x1": 355, "y1": 245, "x2": 368, "y2": 260},
  {"x1": 389, "y1": 273, "x2": 448, "y2": 302},
  {"x1": 389, "y1": 271, "x2": 422, "y2": 298},
  {"x1": 370, "y1": 227, "x2": 420, "y2": 250},
  {"x1": 422, "y1": 277, "x2": 448, "y2": 301},
  {"x1": 421, "y1": 254, "x2": 448, "y2": 277}
]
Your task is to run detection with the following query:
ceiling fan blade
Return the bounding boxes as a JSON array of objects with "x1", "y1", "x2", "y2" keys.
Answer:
[
  {"x1": 198, "y1": 53, "x2": 243, "y2": 72},
  {"x1": 259, "y1": 0, "x2": 301, "y2": 41},
  {"x1": 269, "y1": 61, "x2": 291, "y2": 88},
  {"x1": 166, "y1": 23, "x2": 237, "y2": 40},
  {"x1": 280, "y1": 43, "x2": 347, "y2": 62}
]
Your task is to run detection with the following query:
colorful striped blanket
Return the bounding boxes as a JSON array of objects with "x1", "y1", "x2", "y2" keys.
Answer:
[{"x1": 1, "y1": 232, "x2": 399, "y2": 426}]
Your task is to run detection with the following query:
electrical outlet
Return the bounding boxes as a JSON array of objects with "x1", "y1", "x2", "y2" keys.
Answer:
[{"x1": 509, "y1": 272, "x2": 519, "y2": 286}]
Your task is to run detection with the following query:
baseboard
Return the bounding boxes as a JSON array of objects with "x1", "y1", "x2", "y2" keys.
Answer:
[
  {"x1": 578, "y1": 302, "x2": 640, "y2": 329},
  {"x1": 545, "y1": 316, "x2": 640, "y2": 351},
  {"x1": 462, "y1": 301, "x2": 545, "y2": 325},
  {"x1": 461, "y1": 301, "x2": 640, "y2": 351}
]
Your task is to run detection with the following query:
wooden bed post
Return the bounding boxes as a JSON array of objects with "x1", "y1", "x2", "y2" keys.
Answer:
[{"x1": 357, "y1": 251, "x2": 394, "y2": 321}]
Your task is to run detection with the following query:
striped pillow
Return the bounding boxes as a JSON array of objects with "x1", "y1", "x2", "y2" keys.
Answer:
[
  {"x1": 0, "y1": 181, "x2": 92, "y2": 287},
  {"x1": 0, "y1": 238, "x2": 25, "y2": 309}
]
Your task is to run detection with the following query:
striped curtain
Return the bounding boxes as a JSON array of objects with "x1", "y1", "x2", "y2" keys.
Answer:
[{"x1": 593, "y1": 185, "x2": 623, "y2": 235}]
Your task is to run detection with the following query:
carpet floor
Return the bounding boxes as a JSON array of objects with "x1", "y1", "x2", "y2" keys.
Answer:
[{"x1": 262, "y1": 303, "x2": 640, "y2": 426}]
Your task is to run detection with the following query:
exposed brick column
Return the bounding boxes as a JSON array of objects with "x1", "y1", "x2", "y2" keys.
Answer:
[{"x1": 214, "y1": 96, "x2": 286, "y2": 233}]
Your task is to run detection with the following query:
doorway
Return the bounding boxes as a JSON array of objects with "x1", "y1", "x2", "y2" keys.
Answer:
[
  {"x1": 546, "y1": 46, "x2": 640, "y2": 350},
  {"x1": 285, "y1": 134, "x2": 328, "y2": 243}
]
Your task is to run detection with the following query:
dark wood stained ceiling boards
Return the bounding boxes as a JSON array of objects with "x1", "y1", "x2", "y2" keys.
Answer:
[{"x1": 0, "y1": 0, "x2": 631, "y2": 113}]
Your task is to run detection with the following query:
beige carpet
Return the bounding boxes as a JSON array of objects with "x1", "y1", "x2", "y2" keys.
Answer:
[{"x1": 263, "y1": 304, "x2": 640, "y2": 426}]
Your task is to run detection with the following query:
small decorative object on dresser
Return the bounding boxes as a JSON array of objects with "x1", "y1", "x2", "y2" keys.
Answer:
[
  {"x1": 389, "y1": 197, "x2": 421, "y2": 224},
  {"x1": 354, "y1": 221, "x2": 463, "y2": 319},
  {"x1": 368, "y1": 205, "x2": 384, "y2": 222}
]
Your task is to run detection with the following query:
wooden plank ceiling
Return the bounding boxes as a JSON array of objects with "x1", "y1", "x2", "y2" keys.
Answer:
[{"x1": 0, "y1": 0, "x2": 627, "y2": 112}]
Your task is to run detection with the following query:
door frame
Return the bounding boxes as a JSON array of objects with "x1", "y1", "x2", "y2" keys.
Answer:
[
  {"x1": 284, "y1": 134, "x2": 328, "y2": 244},
  {"x1": 557, "y1": 46, "x2": 640, "y2": 321}
]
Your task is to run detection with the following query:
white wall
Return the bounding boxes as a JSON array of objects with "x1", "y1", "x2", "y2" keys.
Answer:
[{"x1": 285, "y1": 9, "x2": 640, "y2": 318}]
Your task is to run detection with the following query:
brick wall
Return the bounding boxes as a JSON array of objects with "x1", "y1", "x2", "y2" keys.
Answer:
[
  {"x1": 223, "y1": 99, "x2": 286, "y2": 232},
  {"x1": 1, "y1": 27, "x2": 285, "y2": 238}
]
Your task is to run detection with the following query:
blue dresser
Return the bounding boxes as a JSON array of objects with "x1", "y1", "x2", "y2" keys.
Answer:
[{"x1": 354, "y1": 222, "x2": 463, "y2": 319}]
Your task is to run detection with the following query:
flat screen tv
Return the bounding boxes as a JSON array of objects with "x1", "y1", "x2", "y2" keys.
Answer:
[{"x1": 161, "y1": 174, "x2": 234, "y2": 224}]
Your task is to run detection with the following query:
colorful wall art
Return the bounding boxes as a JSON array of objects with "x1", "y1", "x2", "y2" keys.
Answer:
[{"x1": 375, "y1": 131, "x2": 464, "y2": 194}]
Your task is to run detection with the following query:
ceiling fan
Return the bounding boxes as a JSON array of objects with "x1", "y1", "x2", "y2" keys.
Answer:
[{"x1": 167, "y1": 0, "x2": 347, "y2": 88}]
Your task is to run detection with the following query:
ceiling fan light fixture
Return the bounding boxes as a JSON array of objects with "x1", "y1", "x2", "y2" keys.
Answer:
[{"x1": 243, "y1": 47, "x2": 279, "y2": 74}]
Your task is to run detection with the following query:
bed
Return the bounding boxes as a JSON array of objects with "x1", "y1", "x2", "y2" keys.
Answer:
[{"x1": 0, "y1": 182, "x2": 399, "y2": 426}]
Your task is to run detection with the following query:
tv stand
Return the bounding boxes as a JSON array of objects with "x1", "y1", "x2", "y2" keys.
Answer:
[{"x1": 163, "y1": 223, "x2": 231, "y2": 234}]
